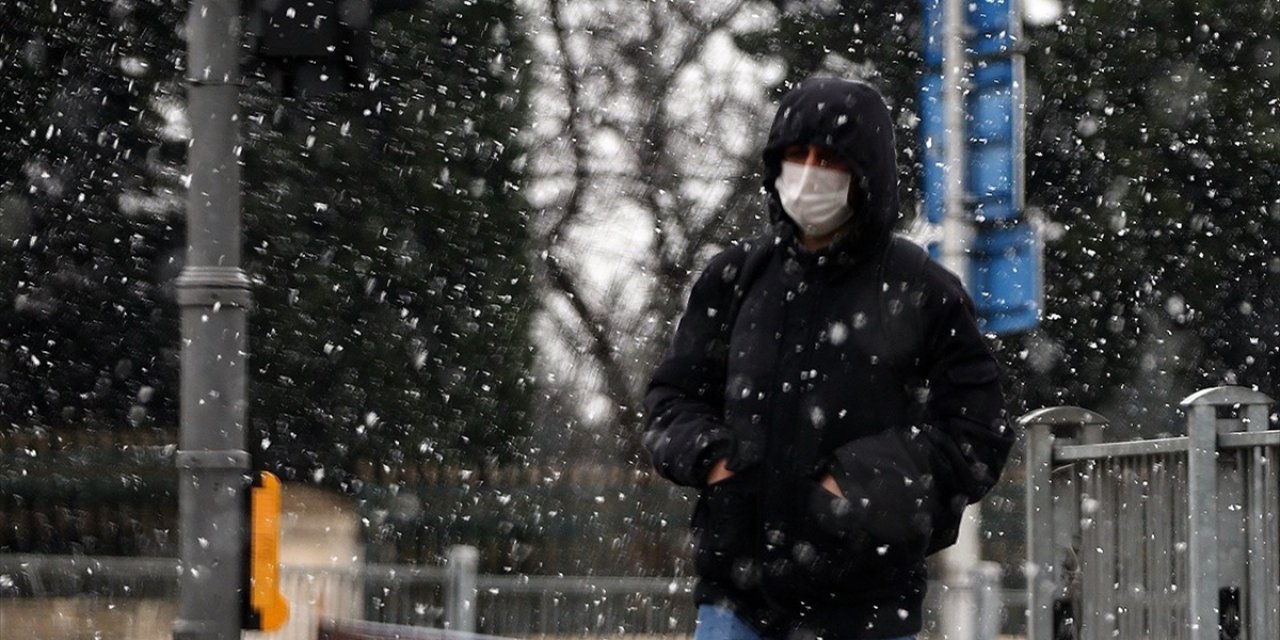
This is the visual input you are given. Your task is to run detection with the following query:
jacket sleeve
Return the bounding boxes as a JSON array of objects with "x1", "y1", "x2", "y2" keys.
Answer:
[
  {"x1": 642, "y1": 248, "x2": 745, "y2": 488},
  {"x1": 828, "y1": 266, "x2": 1013, "y2": 553},
  {"x1": 914, "y1": 269, "x2": 1013, "y2": 510}
]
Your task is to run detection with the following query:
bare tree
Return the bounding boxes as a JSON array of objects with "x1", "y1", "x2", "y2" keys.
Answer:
[{"x1": 520, "y1": 0, "x2": 782, "y2": 461}]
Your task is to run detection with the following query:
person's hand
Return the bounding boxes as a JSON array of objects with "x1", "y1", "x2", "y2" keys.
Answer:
[
  {"x1": 820, "y1": 474, "x2": 844, "y2": 498},
  {"x1": 706, "y1": 458, "x2": 735, "y2": 485}
]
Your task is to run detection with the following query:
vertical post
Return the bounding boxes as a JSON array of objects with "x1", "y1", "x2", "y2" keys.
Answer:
[
  {"x1": 973, "y1": 561, "x2": 1004, "y2": 640},
  {"x1": 1242, "y1": 396, "x2": 1277, "y2": 640},
  {"x1": 173, "y1": 1, "x2": 251, "y2": 639},
  {"x1": 1182, "y1": 389, "x2": 1225, "y2": 640},
  {"x1": 918, "y1": 0, "x2": 946, "y2": 255},
  {"x1": 1020, "y1": 406, "x2": 1109, "y2": 640},
  {"x1": 1217, "y1": 410, "x2": 1249, "y2": 639},
  {"x1": 939, "y1": 0, "x2": 971, "y2": 283},
  {"x1": 445, "y1": 545, "x2": 479, "y2": 633},
  {"x1": 1024, "y1": 415, "x2": 1056, "y2": 640},
  {"x1": 1178, "y1": 386, "x2": 1276, "y2": 639},
  {"x1": 936, "y1": 1, "x2": 980, "y2": 634}
]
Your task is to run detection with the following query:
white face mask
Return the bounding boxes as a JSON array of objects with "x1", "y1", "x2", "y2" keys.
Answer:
[{"x1": 774, "y1": 161, "x2": 853, "y2": 237}]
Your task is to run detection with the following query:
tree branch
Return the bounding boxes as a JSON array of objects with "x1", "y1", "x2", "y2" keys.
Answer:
[
  {"x1": 541, "y1": 251, "x2": 635, "y2": 423},
  {"x1": 637, "y1": 1, "x2": 749, "y2": 273},
  {"x1": 544, "y1": 0, "x2": 593, "y2": 251}
]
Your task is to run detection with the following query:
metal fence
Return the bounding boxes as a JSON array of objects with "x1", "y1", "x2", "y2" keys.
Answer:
[
  {"x1": 1024, "y1": 385, "x2": 1280, "y2": 640},
  {"x1": 2, "y1": 551, "x2": 1016, "y2": 638},
  {"x1": 0, "y1": 552, "x2": 698, "y2": 638},
  {"x1": 270, "y1": 550, "x2": 700, "y2": 638}
]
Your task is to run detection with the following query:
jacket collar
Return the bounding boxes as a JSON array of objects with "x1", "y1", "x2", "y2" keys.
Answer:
[{"x1": 768, "y1": 211, "x2": 889, "y2": 275}]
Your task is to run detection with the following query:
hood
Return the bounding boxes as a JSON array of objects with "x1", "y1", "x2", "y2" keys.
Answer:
[{"x1": 763, "y1": 78, "x2": 900, "y2": 254}]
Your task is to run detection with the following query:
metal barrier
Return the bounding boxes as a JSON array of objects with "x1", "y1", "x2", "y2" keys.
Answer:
[
  {"x1": 1, "y1": 552, "x2": 1014, "y2": 637},
  {"x1": 1024, "y1": 385, "x2": 1280, "y2": 640},
  {"x1": 317, "y1": 618, "x2": 513, "y2": 639},
  {"x1": 0, "y1": 551, "x2": 695, "y2": 638},
  {"x1": 277, "y1": 557, "x2": 700, "y2": 638}
]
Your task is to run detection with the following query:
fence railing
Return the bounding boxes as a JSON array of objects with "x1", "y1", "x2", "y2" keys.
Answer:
[
  {"x1": 2, "y1": 551, "x2": 1015, "y2": 638},
  {"x1": 270, "y1": 550, "x2": 702, "y2": 638},
  {"x1": 1024, "y1": 385, "x2": 1280, "y2": 640}
]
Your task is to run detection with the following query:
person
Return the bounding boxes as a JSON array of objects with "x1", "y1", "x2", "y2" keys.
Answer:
[{"x1": 642, "y1": 77, "x2": 1013, "y2": 640}]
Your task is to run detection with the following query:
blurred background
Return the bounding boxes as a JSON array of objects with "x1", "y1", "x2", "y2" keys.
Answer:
[{"x1": 1, "y1": 0, "x2": 1278, "y2": 637}]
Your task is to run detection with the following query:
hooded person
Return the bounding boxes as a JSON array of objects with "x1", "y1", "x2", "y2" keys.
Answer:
[{"x1": 643, "y1": 77, "x2": 1013, "y2": 639}]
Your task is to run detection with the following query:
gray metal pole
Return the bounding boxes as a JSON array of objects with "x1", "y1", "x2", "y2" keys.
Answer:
[
  {"x1": 1181, "y1": 386, "x2": 1276, "y2": 640},
  {"x1": 939, "y1": 0, "x2": 970, "y2": 283},
  {"x1": 1183, "y1": 392, "x2": 1222, "y2": 640},
  {"x1": 445, "y1": 545, "x2": 480, "y2": 633},
  {"x1": 1019, "y1": 406, "x2": 1109, "y2": 640},
  {"x1": 973, "y1": 561, "x2": 1003, "y2": 640},
  {"x1": 1243, "y1": 395, "x2": 1277, "y2": 640},
  {"x1": 173, "y1": 1, "x2": 251, "y2": 639},
  {"x1": 1023, "y1": 416, "x2": 1056, "y2": 640},
  {"x1": 937, "y1": 1, "x2": 979, "y2": 637}
]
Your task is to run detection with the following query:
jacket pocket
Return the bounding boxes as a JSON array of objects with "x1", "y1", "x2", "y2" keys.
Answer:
[
  {"x1": 828, "y1": 427, "x2": 936, "y2": 560},
  {"x1": 757, "y1": 483, "x2": 868, "y2": 607},
  {"x1": 935, "y1": 359, "x2": 1002, "y2": 422},
  {"x1": 799, "y1": 482, "x2": 866, "y2": 578},
  {"x1": 691, "y1": 473, "x2": 758, "y2": 588}
]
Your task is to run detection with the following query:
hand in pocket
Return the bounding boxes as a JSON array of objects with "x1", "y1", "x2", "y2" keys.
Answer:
[
  {"x1": 818, "y1": 473, "x2": 843, "y2": 498},
  {"x1": 692, "y1": 473, "x2": 758, "y2": 587}
]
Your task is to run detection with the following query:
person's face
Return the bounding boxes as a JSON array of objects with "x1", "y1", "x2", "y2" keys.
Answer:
[
  {"x1": 781, "y1": 144, "x2": 858, "y2": 208},
  {"x1": 778, "y1": 144, "x2": 860, "y2": 249}
]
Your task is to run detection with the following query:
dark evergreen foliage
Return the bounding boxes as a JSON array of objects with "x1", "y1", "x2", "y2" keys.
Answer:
[
  {"x1": 1, "y1": 1, "x2": 535, "y2": 488},
  {"x1": 240, "y1": 3, "x2": 536, "y2": 484},
  {"x1": 1026, "y1": 0, "x2": 1280, "y2": 419},
  {"x1": 0, "y1": 0, "x2": 186, "y2": 436}
]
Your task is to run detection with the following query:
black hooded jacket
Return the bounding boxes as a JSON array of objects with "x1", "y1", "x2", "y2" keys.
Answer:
[{"x1": 643, "y1": 78, "x2": 1013, "y2": 638}]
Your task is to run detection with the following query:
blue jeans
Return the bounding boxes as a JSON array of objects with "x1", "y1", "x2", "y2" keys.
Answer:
[{"x1": 693, "y1": 605, "x2": 916, "y2": 640}]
